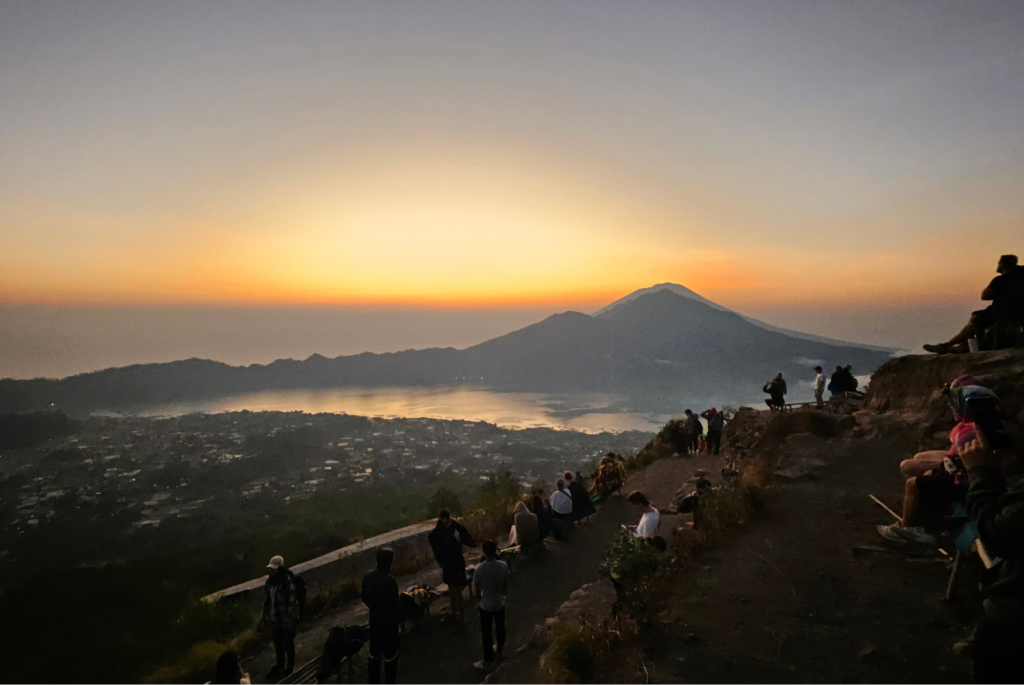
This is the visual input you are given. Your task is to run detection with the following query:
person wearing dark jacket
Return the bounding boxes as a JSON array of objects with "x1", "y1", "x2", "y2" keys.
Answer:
[
  {"x1": 960, "y1": 433, "x2": 1024, "y2": 683},
  {"x1": 428, "y1": 508, "x2": 477, "y2": 621},
  {"x1": 701, "y1": 408, "x2": 726, "y2": 456},
  {"x1": 530, "y1": 493, "x2": 553, "y2": 541},
  {"x1": 263, "y1": 555, "x2": 300, "y2": 678},
  {"x1": 682, "y1": 410, "x2": 702, "y2": 454},
  {"x1": 362, "y1": 549, "x2": 401, "y2": 684},
  {"x1": 763, "y1": 373, "x2": 786, "y2": 411},
  {"x1": 564, "y1": 471, "x2": 596, "y2": 521}
]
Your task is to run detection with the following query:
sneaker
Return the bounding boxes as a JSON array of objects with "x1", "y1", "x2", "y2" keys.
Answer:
[
  {"x1": 474, "y1": 660, "x2": 493, "y2": 671},
  {"x1": 877, "y1": 523, "x2": 936, "y2": 545}
]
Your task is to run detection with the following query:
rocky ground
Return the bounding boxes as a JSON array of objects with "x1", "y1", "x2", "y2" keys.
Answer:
[{"x1": 638, "y1": 424, "x2": 979, "y2": 683}]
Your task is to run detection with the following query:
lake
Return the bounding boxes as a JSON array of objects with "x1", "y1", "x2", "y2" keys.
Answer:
[{"x1": 109, "y1": 386, "x2": 682, "y2": 433}]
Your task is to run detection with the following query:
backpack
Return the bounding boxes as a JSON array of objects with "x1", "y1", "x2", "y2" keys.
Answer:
[{"x1": 293, "y1": 574, "x2": 308, "y2": 613}]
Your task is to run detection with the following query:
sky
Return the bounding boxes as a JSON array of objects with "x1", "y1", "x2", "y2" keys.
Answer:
[{"x1": 1, "y1": 1, "x2": 1022, "y2": 378}]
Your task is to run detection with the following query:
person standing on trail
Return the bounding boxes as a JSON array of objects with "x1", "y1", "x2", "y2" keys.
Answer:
[
  {"x1": 682, "y1": 409, "x2": 702, "y2": 454},
  {"x1": 428, "y1": 508, "x2": 477, "y2": 622},
  {"x1": 472, "y1": 540, "x2": 511, "y2": 672},
  {"x1": 628, "y1": 490, "x2": 660, "y2": 538},
  {"x1": 813, "y1": 366, "x2": 827, "y2": 409},
  {"x1": 262, "y1": 555, "x2": 300, "y2": 678},
  {"x1": 701, "y1": 408, "x2": 725, "y2": 456},
  {"x1": 362, "y1": 548, "x2": 401, "y2": 684}
]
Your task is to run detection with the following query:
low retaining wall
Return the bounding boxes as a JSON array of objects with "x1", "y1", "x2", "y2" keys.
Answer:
[{"x1": 202, "y1": 519, "x2": 438, "y2": 606}]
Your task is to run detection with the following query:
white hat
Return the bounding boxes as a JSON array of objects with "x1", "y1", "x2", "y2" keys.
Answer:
[{"x1": 267, "y1": 555, "x2": 284, "y2": 569}]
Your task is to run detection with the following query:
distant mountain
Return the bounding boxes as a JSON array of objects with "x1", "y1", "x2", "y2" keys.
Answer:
[
  {"x1": 0, "y1": 285, "x2": 896, "y2": 414},
  {"x1": 596, "y1": 283, "x2": 894, "y2": 352}
]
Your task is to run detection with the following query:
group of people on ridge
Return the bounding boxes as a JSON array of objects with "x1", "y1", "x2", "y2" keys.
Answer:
[
  {"x1": 876, "y1": 373, "x2": 1024, "y2": 682},
  {"x1": 679, "y1": 408, "x2": 726, "y2": 455}
]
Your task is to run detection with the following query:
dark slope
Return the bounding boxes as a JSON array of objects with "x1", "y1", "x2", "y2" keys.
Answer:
[{"x1": 0, "y1": 289, "x2": 894, "y2": 413}]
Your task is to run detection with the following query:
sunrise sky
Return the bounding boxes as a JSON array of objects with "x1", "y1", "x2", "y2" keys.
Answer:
[{"x1": 2, "y1": 1, "x2": 1022, "y2": 377}]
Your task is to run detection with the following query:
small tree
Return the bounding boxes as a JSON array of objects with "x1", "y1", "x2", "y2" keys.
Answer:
[{"x1": 425, "y1": 485, "x2": 463, "y2": 519}]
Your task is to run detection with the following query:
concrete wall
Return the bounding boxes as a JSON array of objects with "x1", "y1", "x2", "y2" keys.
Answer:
[{"x1": 202, "y1": 519, "x2": 438, "y2": 606}]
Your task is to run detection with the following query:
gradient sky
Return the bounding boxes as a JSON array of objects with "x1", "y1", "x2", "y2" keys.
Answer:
[{"x1": 1, "y1": 1, "x2": 1023, "y2": 377}]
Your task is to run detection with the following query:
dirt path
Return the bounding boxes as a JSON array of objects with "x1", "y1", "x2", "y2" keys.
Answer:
[
  {"x1": 638, "y1": 435, "x2": 980, "y2": 683},
  {"x1": 244, "y1": 454, "x2": 721, "y2": 684}
]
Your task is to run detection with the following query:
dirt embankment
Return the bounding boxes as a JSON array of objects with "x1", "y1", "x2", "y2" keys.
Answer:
[{"x1": 529, "y1": 352, "x2": 1024, "y2": 683}]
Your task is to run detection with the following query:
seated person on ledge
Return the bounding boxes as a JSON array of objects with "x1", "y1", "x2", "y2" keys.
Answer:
[{"x1": 924, "y1": 254, "x2": 1024, "y2": 354}]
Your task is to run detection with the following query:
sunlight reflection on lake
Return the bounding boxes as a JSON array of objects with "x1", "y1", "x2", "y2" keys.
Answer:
[{"x1": 113, "y1": 386, "x2": 670, "y2": 433}]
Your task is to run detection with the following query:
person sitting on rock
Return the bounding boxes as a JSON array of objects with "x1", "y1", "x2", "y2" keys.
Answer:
[
  {"x1": 529, "y1": 493, "x2": 553, "y2": 542},
  {"x1": 924, "y1": 254, "x2": 1024, "y2": 354},
  {"x1": 628, "y1": 490, "x2": 660, "y2": 538},
  {"x1": 510, "y1": 500, "x2": 539, "y2": 550},
  {"x1": 763, "y1": 373, "x2": 787, "y2": 411},
  {"x1": 549, "y1": 479, "x2": 574, "y2": 540},
  {"x1": 595, "y1": 455, "x2": 623, "y2": 495},
  {"x1": 565, "y1": 471, "x2": 596, "y2": 521}
]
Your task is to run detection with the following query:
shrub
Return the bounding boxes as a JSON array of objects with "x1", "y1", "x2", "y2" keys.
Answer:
[
  {"x1": 608, "y1": 529, "x2": 659, "y2": 587},
  {"x1": 426, "y1": 485, "x2": 463, "y2": 518}
]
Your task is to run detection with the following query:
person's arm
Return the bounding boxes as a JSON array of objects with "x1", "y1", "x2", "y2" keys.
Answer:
[
  {"x1": 454, "y1": 520, "x2": 477, "y2": 548},
  {"x1": 981, "y1": 276, "x2": 1001, "y2": 301},
  {"x1": 962, "y1": 436, "x2": 1024, "y2": 560}
]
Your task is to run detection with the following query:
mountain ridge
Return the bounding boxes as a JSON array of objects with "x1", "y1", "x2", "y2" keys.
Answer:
[{"x1": 0, "y1": 286, "x2": 897, "y2": 414}]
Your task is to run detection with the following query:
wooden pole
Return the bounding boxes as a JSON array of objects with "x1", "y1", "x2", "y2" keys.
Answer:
[
  {"x1": 974, "y1": 539, "x2": 994, "y2": 569},
  {"x1": 945, "y1": 550, "x2": 963, "y2": 601},
  {"x1": 869, "y1": 494, "x2": 903, "y2": 524}
]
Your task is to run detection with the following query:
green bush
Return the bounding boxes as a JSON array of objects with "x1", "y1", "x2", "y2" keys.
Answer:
[
  {"x1": 608, "y1": 528, "x2": 659, "y2": 586},
  {"x1": 426, "y1": 484, "x2": 463, "y2": 518}
]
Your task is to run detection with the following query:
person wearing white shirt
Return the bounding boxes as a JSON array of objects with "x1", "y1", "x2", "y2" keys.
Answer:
[
  {"x1": 628, "y1": 490, "x2": 660, "y2": 538},
  {"x1": 813, "y1": 365, "x2": 827, "y2": 409},
  {"x1": 550, "y1": 479, "x2": 573, "y2": 518}
]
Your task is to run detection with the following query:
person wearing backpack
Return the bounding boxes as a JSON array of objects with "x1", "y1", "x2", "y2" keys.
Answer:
[
  {"x1": 701, "y1": 408, "x2": 726, "y2": 456},
  {"x1": 263, "y1": 555, "x2": 304, "y2": 678}
]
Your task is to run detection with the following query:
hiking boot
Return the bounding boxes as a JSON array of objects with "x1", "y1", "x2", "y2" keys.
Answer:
[
  {"x1": 923, "y1": 343, "x2": 950, "y2": 354},
  {"x1": 474, "y1": 660, "x2": 493, "y2": 671},
  {"x1": 877, "y1": 523, "x2": 936, "y2": 545}
]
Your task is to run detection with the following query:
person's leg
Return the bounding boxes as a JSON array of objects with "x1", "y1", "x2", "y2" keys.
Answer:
[
  {"x1": 383, "y1": 636, "x2": 400, "y2": 685},
  {"x1": 452, "y1": 581, "x2": 465, "y2": 619},
  {"x1": 272, "y1": 626, "x2": 286, "y2": 669},
  {"x1": 285, "y1": 627, "x2": 296, "y2": 672},
  {"x1": 901, "y1": 477, "x2": 919, "y2": 527},
  {"x1": 368, "y1": 638, "x2": 382, "y2": 684},
  {"x1": 495, "y1": 607, "x2": 506, "y2": 656},
  {"x1": 709, "y1": 431, "x2": 721, "y2": 456},
  {"x1": 899, "y1": 451, "x2": 945, "y2": 479},
  {"x1": 480, "y1": 608, "x2": 495, "y2": 663}
]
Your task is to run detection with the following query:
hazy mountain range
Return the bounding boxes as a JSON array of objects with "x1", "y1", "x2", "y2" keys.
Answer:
[{"x1": 0, "y1": 285, "x2": 896, "y2": 415}]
